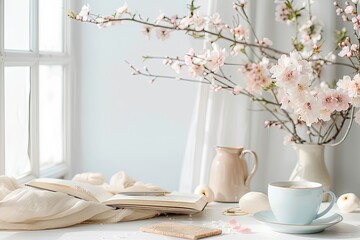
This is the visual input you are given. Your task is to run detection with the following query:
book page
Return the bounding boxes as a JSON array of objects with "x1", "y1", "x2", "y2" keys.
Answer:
[
  {"x1": 103, "y1": 192, "x2": 207, "y2": 211},
  {"x1": 26, "y1": 178, "x2": 113, "y2": 202}
]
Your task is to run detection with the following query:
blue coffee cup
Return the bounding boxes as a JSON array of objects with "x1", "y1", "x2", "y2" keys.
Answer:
[{"x1": 268, "y1": 181, "x2": 336, "y2": 225}]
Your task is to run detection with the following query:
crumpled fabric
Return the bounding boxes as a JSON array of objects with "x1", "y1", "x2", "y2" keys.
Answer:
[{"x1": 0, "y1": 172, "x2": 163, "y2": 230}]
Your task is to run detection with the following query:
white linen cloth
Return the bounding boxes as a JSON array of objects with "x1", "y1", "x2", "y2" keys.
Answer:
[{"x1": 0, "y1": 172, "x2": 164, "y2": 230}]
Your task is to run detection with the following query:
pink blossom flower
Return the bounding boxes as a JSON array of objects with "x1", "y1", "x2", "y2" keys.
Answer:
[
  {"x1": 338, "y1": 46, "x2": 352, "y2": 57},
  {"x1": 319, "y1": 89, "x2": 350, "y2": 112},
  {"x1": 332, "y1": 91, "x2": 350, "y2": 111},
  {"x1": 277, "y1": 88, "x2": 292, "y2": 110},
  {"x1": 287, "y1": 81, "x2": 309, "y2": 100},
  {"x1": 230, "y1": 25, "x2": 250, "y2": 40},
  {"x1": 294, "y1": 95, "x2": 321, "y2": 126},
  {"x1": 345, "y1": 5, "x2": 356, "y2": 14},
  {"x1": 142, "y1": 26, "x2": 152, "y2": 38},
  {"x1": 188, "y1": 64, "x2": 205, "y2": 77},
  {"x1": 241, "y1": 58, "x2": 271, "y2": 95},
  {"x1": 206, "y1": 43, "x2": 227, "y2": 72},
  {"x1": 228, "y1": 219, "x2": 252, "y2": 234},
  {"x1": 184, "y1": 48, "x2": 196, "y2": 66},
  {"x1": 348, "y1": 74, "x2": 360, "y2": 98},
  {"x1": 156, "y1": 28, "x2": 170, "y2": 40},
  {"x1": 352, "y1": 16, "x2": 360, "y2": 29},
  {"x1": 233, "y1": 85, "x2": 243, "y2": 95},
  {"x1": 270, "y1": 51, "x2": 313, "y2": 88},
  {"x1": 336, "y1": 8, "x2": 344, "y2": 15}
]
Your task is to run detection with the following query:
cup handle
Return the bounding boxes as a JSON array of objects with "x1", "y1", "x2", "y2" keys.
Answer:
[
  {"x1": 315, "y1": 190, "x2": 336, "y2": 219},
  {"x1": 240, "y1": 150, "x2": 258, "y2": 187}
]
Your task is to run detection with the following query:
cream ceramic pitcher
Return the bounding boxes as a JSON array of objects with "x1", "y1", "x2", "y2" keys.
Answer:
[{"x1": 209, "y1": 146, "x2": 258, "y2": 202}]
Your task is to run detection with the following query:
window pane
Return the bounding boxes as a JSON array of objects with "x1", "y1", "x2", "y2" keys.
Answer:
[
  {"x1": 4, "y1": 67, "x2": 31, "y2": 177},
  {"x1": 4, "y1": 0, "x2": 30, "y2": 51},
  {"x1": 39, "y1": 65, "x2": 63, "y2": 169},
  {"x1": 39, "y1": 0, "x2": 63, "y2": 52}
]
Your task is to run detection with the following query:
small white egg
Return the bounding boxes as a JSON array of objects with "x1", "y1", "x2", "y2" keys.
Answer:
[
  {"x1": 239, "y1": 192, "x2": 270, "y2": 214},
  {"x1": 194, "y1": 185, "x2": 215, "y2": 202},
  {"x1": 337, "y1": 193, "x2": 360, "y2": 213}
]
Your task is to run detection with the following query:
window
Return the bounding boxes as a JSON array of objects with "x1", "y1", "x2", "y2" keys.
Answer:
[{"x1": 0, "y1": 0, "x2": 70, "y2": 180}]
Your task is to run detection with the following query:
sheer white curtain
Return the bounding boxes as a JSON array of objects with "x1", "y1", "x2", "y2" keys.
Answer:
[{"x1": 179, "y1": 0, "x2": 341, "y2": 194}]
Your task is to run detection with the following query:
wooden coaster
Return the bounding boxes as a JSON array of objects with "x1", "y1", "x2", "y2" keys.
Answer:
[{"x1": 140, "y1": 222, "x2": 222, "y2": 240}]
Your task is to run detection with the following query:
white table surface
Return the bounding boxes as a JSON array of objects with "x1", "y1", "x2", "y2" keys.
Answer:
[{"x1": 1, "y1": 202, "x2": 360, "y2": 240}]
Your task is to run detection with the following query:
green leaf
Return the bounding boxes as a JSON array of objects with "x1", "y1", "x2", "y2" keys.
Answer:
[{"x1": 67, "y1": 10, "x2": 77, "y2": 19}]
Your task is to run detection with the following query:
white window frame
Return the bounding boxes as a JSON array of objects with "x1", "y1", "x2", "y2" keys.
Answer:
[{"x1": 0, "y1": 0, "x2": 72, "y2": 182}]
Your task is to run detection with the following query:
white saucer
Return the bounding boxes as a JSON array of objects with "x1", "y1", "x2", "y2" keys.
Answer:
[{"x1": 254, "y1": 210, "x2": 343, "y2": 234}]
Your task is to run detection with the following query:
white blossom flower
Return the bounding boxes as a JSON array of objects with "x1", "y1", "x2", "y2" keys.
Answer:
[
  {"x1": 325, "y1": 52, "x2": 336, "y2": 61},
  {"x1": 231, "y1": 44, "x2": 245, "y2": 56},
  {"x1": 210, "y1": 13, "x2": 225, "y2": 30},
  {"x1": 298, "y1": 17, "x2": 323, "y2": 52},
  {"x1": 96, "y1": 18, "x2": 113, "y2": 28},
  {"x1": 171, "y1": 61, "x2": 181, "y2": 73},
  {"x1": 337, "y1": 75, "x2": 352, "y2": 93},
  {"x1": 155, "y1": 12, "x2": 165, "y2": 25},
  {"x1": 179, "y1": 16, "x2": 193, "y2": 29},
  {"x1": 275, "y1": 3, "x2": 294, "y2": 24},
  {"x1": 115, "y1": 3, "x2": 128, "y2": 19},
  {"x1": 192, "y1": 12, "x2": 208, "y2": 31},
  {"x1": 77, "y1": 4, "x2": 90, "y2": 21},
  {"x1": 259, "y1": 38, "x2": 273, "y2": 47}
]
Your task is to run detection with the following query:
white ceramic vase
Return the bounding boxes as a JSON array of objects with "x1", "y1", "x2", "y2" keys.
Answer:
[{"x1": 289, "y1": 144, "x2": 331, "y2": 200}]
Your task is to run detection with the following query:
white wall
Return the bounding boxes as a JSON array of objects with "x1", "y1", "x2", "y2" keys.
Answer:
[{"x1": 71, "y1": 0, "x2": 200, "y2": 190}]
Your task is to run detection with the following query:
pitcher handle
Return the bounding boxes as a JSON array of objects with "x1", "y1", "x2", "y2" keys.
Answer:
[{"x1": 239, "y1": 149, "x2": 258, "y2": 187}]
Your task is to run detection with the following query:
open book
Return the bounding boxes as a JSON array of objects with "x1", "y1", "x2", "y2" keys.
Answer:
[{"x1": 26, "y1": 178, "x2": 207, "y2": 214}]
